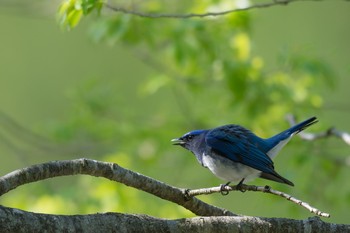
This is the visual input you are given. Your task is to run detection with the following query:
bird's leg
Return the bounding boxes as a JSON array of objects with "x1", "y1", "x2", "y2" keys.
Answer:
[
  {"x1": 236, "y1": 178, "x2": 246, "y2": 192},
  {"x1": 220, "y1": 182, "x2": 231, "y2": 196}
]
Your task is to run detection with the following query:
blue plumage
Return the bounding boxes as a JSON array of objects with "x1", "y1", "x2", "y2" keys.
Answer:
[{"x1": 172, "y1": 117, "x2": 318, "y2": 186}]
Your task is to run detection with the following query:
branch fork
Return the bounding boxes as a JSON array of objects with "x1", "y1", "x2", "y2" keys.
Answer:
[{"x1": 0, "y1": 159, "x2": 330, "y2": 218}]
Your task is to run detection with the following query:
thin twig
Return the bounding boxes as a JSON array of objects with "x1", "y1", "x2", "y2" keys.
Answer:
[
  {"x1": 104, "y1": 0, "x2": 339, "y2": 19},
  {"x1": 105, "y1": 1, "x2": 289, "y2": 19},
  {"x1": 186, "y1": 184, "x2": 330, "y2": 218}
]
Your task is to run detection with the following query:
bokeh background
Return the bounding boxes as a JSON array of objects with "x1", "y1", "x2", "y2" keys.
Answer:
[{"x1": 0, "y1": 0, "x2": 349, "y2": 224}]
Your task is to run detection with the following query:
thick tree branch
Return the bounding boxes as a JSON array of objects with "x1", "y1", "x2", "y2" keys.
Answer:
[
  {"x1": 105, "y1": 0, "x2": 346, "y2": 19},
  {"x1": 0, "y1": 205, "x2": 348, "y2": 233},
  {"x1": 0, "y1": 158, "x2": 330, "y2": 217},
  {"x1": 186, "y1": 184, "x2": 330, "y2": 218},
  {"x1": 0, "y1": 158, "x2": 234, "y2": 217},
  {"x1": 0, "y1": 159, "x2": 347, "y2": 232}
]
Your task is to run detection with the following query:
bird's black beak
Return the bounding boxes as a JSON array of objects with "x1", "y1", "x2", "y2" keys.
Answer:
[{"x1": 171, "y1": 138, "x2": 185, "y2": 146}]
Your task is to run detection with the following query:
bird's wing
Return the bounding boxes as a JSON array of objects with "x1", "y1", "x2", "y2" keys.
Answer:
[{"x1": 205, "y1": 126, "x2": 276, "y2": 175}]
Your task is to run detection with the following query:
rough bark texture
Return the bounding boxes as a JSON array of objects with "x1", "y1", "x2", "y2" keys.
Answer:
[
  {"x1": 0, "y1": 206, "x2": 348, "y2": 233},
  {"x1": 0, "y1": 159, "x2": 348, "y2": 232},
  {"x1": 0, "y1": 159, "x2": 234, "y2": 217}
]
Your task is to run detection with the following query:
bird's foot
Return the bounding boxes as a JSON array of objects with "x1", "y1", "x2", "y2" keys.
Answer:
[
  {"x1": 236, "y1": 179, "x2": 246, "y2": 193},
  {"x1": 263, "y1": 185, "x2": 271, "y2": 192},
  {"x1": 220, "y1": 182, "x2": 231, "y2": 196}
]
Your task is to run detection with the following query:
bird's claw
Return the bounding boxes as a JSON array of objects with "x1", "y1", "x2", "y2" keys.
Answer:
[
  {"x1": 263, "y1": 185, "x2": 271, "y2": 192},
  {"x1": 236, "y1": 179, "x2": 246, "y2": 193},
  {"x1": 220, "y1": 183, "x2": 230, "y2": 196}
]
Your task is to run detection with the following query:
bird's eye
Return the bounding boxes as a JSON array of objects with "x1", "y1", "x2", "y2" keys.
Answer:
[{"x1": 187, "y1": 135, "x2": 193, "y2": 140}]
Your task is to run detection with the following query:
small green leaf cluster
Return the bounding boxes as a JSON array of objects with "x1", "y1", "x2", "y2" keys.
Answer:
[{"x1": 58, "y1": 0, "x2": 103, "y2": 30}]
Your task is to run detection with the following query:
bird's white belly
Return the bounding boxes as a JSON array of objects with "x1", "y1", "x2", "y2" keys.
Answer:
[{"x1": 202, "y1": 153, "x2": 261, "y2": 183}]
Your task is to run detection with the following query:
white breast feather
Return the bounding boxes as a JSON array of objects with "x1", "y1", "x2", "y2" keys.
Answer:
[{"x1": 201, "y1": 153, "x2": 261, "y2": 183}]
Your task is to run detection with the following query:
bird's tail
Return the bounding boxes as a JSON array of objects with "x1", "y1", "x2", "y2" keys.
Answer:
[
  {"x1": 283, "y1": 116, "x2": 318, "y2": 136},
  {"x1": 264, "y1": 116, "x2": 318, "y2": 159},
  {"x1": 260, "y1": 117, "x2": 318, "y2": 185},
  {"x1": 260, "y1": 171, "x2": 294, "y2": 186}
]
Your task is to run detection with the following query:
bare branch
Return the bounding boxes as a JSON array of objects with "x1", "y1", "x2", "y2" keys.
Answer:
[
  {"x1": 105, "y1": 0, "x2": 341, "y2": 19},
  {"x1": 1, "y1": 159, "x2": 347, "y2": 231},
  {"x1": 0, "y1": 158, "x2": 330, "y2": 218},
  {"x1": 1, "y1": 205, "x2": 347, "y2": 233},
  {"x1": 186, "y1": 184, "x2": 330, "y2": 218},
  {"x1": 286, "y1": 114, "x2": 350, "y2": 145},
  {"x1": 105, "y1": 1, "x2": 288, "y2": 19},
  {"x1": 0, "y1": 158, "x2": 234, "y2": 217}
]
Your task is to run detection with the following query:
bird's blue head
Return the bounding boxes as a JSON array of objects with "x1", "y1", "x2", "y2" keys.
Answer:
[{"x1": 171, "y1": 129, "x2": 207, "y2": 152}]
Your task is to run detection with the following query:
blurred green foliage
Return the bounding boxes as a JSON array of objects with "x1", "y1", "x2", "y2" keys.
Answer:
[
  {"x1": 1, "y1": 0, "x2": 349, "y2": 225},
  {"x1": 58, "y1": 0, "x2": 103, "y2": 29}
]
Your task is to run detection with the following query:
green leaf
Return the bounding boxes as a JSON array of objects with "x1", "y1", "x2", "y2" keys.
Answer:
[
  {"x1": 67, "y1": 8, "x2": 83, "y2": 28},
  {"x1": 57, "y1": 0, "x2": 104, "y2": 30}
]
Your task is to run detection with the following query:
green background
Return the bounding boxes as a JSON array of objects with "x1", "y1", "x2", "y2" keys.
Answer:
[{"x1": 0, "y1": 0, "x2": 349, "y2": 224}]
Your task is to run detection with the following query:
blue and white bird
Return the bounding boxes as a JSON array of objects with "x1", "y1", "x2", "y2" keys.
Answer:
[{"x1": 172, "y1": 117, "x2": 318, "y2": 188}]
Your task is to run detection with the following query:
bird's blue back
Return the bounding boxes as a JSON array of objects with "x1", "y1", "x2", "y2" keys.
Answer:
[
  {"x1": 204, "y1": 117, "x2": 317, "y2": 185},
  {"x1": 205, "y1": 125, "x2": 276, "y2": 175}
]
